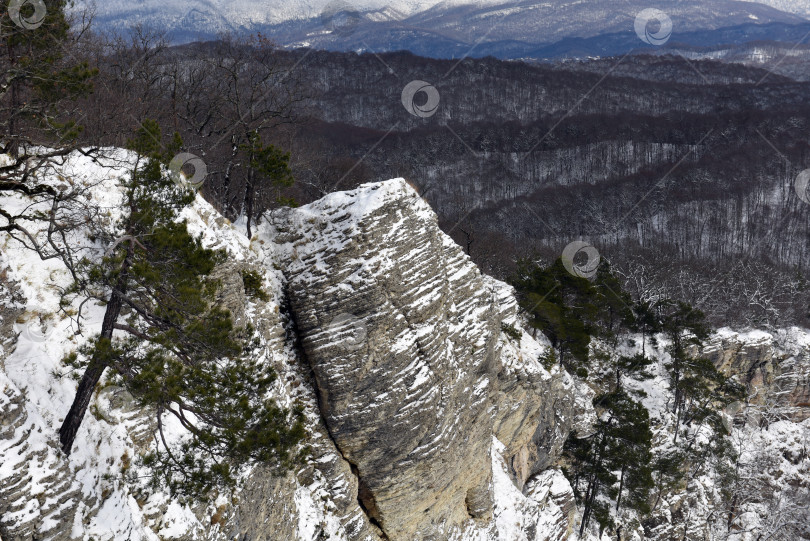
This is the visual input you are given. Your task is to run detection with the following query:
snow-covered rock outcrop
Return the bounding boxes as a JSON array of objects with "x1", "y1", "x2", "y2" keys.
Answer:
[
  {"x1": 606, "y1": 328, "x2": 810, "y2": 541},
  {"x1": 261, "y1": 180, "x2": 593, "y2": 540},
  {"x1": 0, "y1": 155, "x2": 592, "y2": 541},
  {"x1": 706, "y1": 328, "x2": 810, "y2": 422}
]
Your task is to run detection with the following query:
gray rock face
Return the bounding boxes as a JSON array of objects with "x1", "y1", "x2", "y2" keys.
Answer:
[
  {"x1": 490, "y1": 284, "x2": 595, "y2": 490},
  {"x1": 268, "y1": 179, "x2": 589, "y2": 540},
  {"x1": 705, "y1": 329, "x2": 810, "y2": 422},
  {"x1": 272, "y1": 182, "x2": 500, "y2": 539}
]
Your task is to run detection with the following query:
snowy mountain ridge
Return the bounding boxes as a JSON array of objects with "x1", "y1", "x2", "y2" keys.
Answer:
[
  {"x1": 77, "y1": 0, "x2": 810, "y2": 26},
  {"x1": 76, "y1": 0, "x2": 810, "y2": 55}
]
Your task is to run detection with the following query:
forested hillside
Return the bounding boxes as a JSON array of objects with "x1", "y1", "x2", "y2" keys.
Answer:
[{"x1": 71, "y1": 40, "x2": 810, "y2": 328}]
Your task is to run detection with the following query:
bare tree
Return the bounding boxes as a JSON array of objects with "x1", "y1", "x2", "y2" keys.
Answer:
[
  {"x1": 168, "y1": 35, "x2": 307, "y2": 236},
  {"x1": 0, "y1": 1, "x2": 100, "y2": 270}
]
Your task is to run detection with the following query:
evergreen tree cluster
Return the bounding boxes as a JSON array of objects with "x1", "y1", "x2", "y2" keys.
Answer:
[
  {"x1": 511, "y1": 257, "x2": 744, "y2": 536},
  {"x1": 58, "y1": 120, "x2": 306, "y2": 500}
]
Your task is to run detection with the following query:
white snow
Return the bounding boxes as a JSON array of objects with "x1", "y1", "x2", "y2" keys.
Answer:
[{"x1": 0, "y1": 150, "x2": 350, "y2": 539}]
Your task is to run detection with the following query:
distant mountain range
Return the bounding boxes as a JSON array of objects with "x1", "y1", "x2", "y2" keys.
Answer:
[
  {"x1": 78, "y1": 0, "x2": 810, "y2": 60},
  {"x1": 752, "y1": 0, "x2": 810, "y2": 18}
]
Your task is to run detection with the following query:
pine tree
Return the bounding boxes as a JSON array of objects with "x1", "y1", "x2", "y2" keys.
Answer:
[
  {"x1": 609, "y1": 393, "x2": 654, "y2": 516},
  {"x1": 658, "y1": 301, "x2": 741, "y2": 443},
  {"x1": 627, "y1": 299, "x2": 661, "y2": 360},
  {"x1": 240, "y1": 129, "x2": 296, "y2": 237},
  {"x1": 511, "y1": 257, "x2": 598, "y2": 373},
  {"x1": 59, "y1": 120, "x2": 306, "y2": 499},
  {"x1": 615, "y1": 352, "x2": 654, "y2": 390},
  {"x1": 512, "y1": 257, "x2": 638, "y2": 376},
  {"x1": 590, "y1": 260, "x2": 633, "y2": 348},
  {"x1": 649, "y1": 449, "x2": 686, "y2": 514},
  {"x1": 565, "y1": 389, "x2": 654, "y2": 536}
]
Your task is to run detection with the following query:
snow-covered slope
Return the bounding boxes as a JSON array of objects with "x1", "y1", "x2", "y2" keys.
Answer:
[
  {"x1": 0, "y1": 152, "x2": 210, "y2": 539},
  {"x1": 584, "y1": 328, "x2": 810, "y2": 540},
  {"x1": 0, "y1": 150, "x2": 591, "y2": 540}
]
